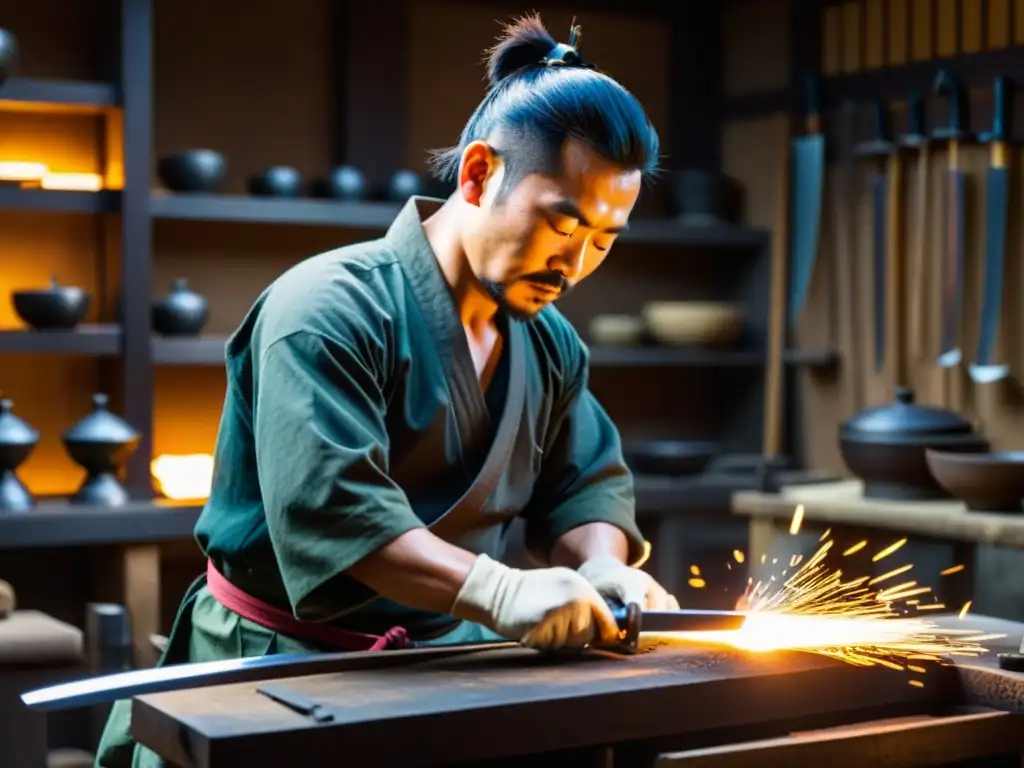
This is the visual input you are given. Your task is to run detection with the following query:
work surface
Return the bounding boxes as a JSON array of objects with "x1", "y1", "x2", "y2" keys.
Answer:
[
  {"x1": 731, "y1": 482, "x2": 1024, "y2": 547},
  {"x1": 132, "y1": 615, "x2": 1024, "y2": 767}
]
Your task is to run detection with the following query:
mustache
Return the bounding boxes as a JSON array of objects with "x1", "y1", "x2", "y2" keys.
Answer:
[{"x1": 519, "y1": 272, "x2": 569, "y2": 293}]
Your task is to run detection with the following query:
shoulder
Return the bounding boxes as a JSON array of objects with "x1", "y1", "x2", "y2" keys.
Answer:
[
  {"x1": 526, "y1": 305, "x2": 589, "y2": 389},
  {"x1": 251, "y1": 239, "x2": 404, "y2": 356}
]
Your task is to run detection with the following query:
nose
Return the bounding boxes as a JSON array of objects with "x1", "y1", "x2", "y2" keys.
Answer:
[{"x1": 547, "y1": 237, "x2": 589, "y2": 281}]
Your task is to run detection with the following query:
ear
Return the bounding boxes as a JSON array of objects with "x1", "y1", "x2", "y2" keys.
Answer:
[{"x1": 457, "y1": 141, "x2": 500, "y2": 207}]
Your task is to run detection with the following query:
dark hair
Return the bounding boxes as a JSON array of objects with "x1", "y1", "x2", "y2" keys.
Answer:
[{"x1": 429, "y1": 14, "x2": 661, "y2": 197}]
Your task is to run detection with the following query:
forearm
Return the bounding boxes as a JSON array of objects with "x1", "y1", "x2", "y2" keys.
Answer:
[
  {"x1": 549, "y1": 522, "x2": 630, "y2": 569},
  {"x1": 345, "y1": 528, "x2": 477, "y2": 614}
]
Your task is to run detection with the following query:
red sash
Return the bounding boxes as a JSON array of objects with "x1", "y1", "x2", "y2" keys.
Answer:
[{"x1": 205, "y1": 560, "x2": 410, "y2": 652}]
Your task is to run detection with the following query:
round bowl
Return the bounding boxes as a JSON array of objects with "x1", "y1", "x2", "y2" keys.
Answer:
[
  {"x1": 589, "y1": 314, "x2": 643, "y2": 347},
  {"x1": 642, "y1": 302, "x2": 744, "y2": 347},
  {"x1": 157, "y1": 149, "x2": 226, "y2": 193},
  {"x1": 12, "y1": 286, "x2": 90, "y2": 330},
  {"x1": 925, "y1": 450, "x2": 1024, "y2": 512},
  {"x1": 248, "y1": 166, "x2": 302, "y2": 197}
]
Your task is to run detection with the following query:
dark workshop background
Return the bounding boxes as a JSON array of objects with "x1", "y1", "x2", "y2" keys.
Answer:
[{"x1": 4, "y1": 0, "x2": 1024, "y2": 678}]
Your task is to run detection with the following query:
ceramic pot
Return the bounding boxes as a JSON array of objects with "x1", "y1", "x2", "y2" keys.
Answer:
[
  {"x1": 622, "y1": 439, "x2": 719, "y2": 476},
  {"x1": 157, "y1": 150, "x2": 226, "y2": 193},
  {"x1": 387, "y1": 169, "x2": 422, "y2": 202},
  {"x1": 925, "y1": 450, "x2": 1024, "y2": 513},
  {"x1": 311, "y1": 165, "x2": 366, "y2": 200},
  {"x1": 838, "y1": 388, "x2": 989, "y2": 501},
  {"x1": 62, "y1": 394, "x2": 141, "y2": 507},
  {"x1": 0, "y1": 398, "x2": 39, "y2": 512},
  {"x1": 0, "y1": 28, "x2": 17, "y2": 87},
  {"x1": 12, "y1": 275, "x2": 90, "y2": 330},
  {"x1": 152, "y1": 278, "x2": 208, "y2": 336},
  {"x1": 248, "y1": 166, "x2": 302, "y2": 197}
]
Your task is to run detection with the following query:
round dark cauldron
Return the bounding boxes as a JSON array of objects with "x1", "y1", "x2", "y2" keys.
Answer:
[
  {"x1": 0, "y1": 398, "x2": 39, "y2": 513},
  {"x1": 152, "y1": 278, "x2": 209, "y2": 336},
  {"x1": 157, "y1": 149, "x2": 227, "y2": 193},
  {"x1": 12, "y1": 275, "x2": 90, "y2": 330},
  {"x1": 0, "y1": 28, "x2": 18, "y2": 87},
  {"x1": 311, "y1": 165, "x2": 366, "y2": 201},
  {"x1": 62, "y1": 393, "x2": 141, "y2": 507},
  {"x1": 838, "y1": 387, "x2": 989, "y2": 501},
  {"x1": 248, "y1": 166, "x2": 302, "y2": 197},
  {"x1": 622, "y1": 439, "x2": 718, "y2": 476}
]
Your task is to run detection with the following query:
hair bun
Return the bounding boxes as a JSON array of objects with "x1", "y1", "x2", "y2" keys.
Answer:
[{"x1": 485, "y1": 14, "x2": 559, "y2": 88}]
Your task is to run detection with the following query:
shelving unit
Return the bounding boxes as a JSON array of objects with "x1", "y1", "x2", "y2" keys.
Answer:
[
  {"x1": 0, "y1": 187, "x2": 121, "y2": 214},
  {"x1": 0, "y1": 77, "x2": 120, "y2": 113},
  {"x1": 0, "y1": 0, "x2": 831, "y2": 511}
]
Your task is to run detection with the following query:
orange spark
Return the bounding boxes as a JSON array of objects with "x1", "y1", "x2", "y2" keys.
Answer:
[
  {"x1": 690, "y1": 565, "x2": 701, "y2": 576},
  {"x1": 869, "y1": 563, "x2": 913, "y2": 585},
  {"x1": 873, "y1": 538, "x2": 908, "y2": 562},
  {"x1": 733, "y1": 550, "x2": 745, "y2": 563},
  {"x1": 959, "y1": 601, "x2": 972, "y2": 619},
  {"x1": 789, "y1": 504, "x2": 805, "y2": 535},
  {"x1": 688, "y1": 578, "x2": 706, "y2": 589},
  {"x1": 941, "y1": 564, "x2": 965, "y2": 576},
  {"x1": 843, "y1": 541, "x2": 867, "y2": 556}
]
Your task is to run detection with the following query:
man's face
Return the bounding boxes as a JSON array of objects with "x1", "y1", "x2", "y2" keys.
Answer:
[{"x1": 461, "y1": 138, "x2": 643, "y2": 320}]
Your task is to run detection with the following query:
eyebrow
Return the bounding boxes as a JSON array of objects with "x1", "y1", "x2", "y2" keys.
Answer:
[{"x1": 548, "y1": 199, "x2": 630, "y2": 234}]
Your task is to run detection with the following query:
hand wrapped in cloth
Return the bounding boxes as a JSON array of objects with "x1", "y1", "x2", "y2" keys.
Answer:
[{"x1": 450, "y1": 554, "x2": 621, "y2": 650}]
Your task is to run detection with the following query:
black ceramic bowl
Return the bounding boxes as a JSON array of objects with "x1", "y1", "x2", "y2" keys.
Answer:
[
  {"x1": 623, "y1": 439, "x2": 718, "y2": 476},
  {"x1": 157, "y1": 149, "x2": 227, "y2": 193},
  {"x1": 248, "y1": 166, "x2": 302, "y2": 197},
  {"x1": 12, "y1": 280, "x2": 90, "y2": 330}
]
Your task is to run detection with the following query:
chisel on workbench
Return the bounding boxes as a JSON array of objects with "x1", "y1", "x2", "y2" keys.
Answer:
[{"x1": 22, "y1": 601, "x2": 747, "y2": 712}]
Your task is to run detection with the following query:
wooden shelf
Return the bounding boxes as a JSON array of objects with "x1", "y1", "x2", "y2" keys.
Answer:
[
  {"x1": 619, "y1": 220, "x2": 767, "y2": 248},
  {"x1": 0, "y1": 77, "x2": 120, "y2": 114},
  {"x1": 0, "y1": 187, "x2": 121, "y2": 214},
  {"x1": 0, "y1": 499, "x2": 203, "y2": 549},
  {"x1": 149, "y1": 193, "x2": 766, "y2": 248},
  {"x1": 590, "y1": 346, "x2": 762, "y2": 367},
  {"x1": 150, "y1": 193, "x2": 402, "y2": 229},
  {"x1": 0, "y1": 325, "x2": 122, "y2": 355},
  {"x1": 152, "y1": 335, "x2": 226, "y2": 365},
  {"x1": 153, "y1": 337, "x2": 838, "y2": 371}
]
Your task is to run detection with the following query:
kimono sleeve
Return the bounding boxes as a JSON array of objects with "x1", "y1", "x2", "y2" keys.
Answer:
[
  {"x1": 254, "y1": 329, "x2": 424, "y2": 620},
  {"x1": 519, "y1": 347, "x2": 645, "y2": 566}
]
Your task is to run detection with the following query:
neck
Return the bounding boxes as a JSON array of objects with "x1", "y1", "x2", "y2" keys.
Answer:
[{"x1": 422, "y1": 198, "x2": 498, "y2": 337}]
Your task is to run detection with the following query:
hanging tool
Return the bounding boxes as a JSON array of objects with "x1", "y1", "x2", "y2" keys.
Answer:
[
  {"x1": 932, "y1": 69, "x2": 971, "y2": 410},
  {"x1": 835, "y1": 101, "x2": 863, "y2": 415},
  {"x1": 899, "y1": 91, "x2": 931, "y2": 369},
  {"x1": 787, "y1": 73, "x2": 826, "y2": 327},
  {"x1": 854, "y1": 99, "x2": 896, "y2": 377},
  {"x1": 970, "y1": 76, "x2": 1014, "y2": 386}
]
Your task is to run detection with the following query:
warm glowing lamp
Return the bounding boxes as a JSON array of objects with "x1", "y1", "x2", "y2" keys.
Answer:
[
  {"x1": 151, "y1": 454, "x2": 214, "y2": 500},
  {"x1": 0, "y1": 161, "x2": 48, "y2": 181},
  {"x1": 41, "y1": 172, "x2": 103, "y2": 191}
]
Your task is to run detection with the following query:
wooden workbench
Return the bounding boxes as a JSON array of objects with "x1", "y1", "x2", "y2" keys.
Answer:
[
  {"x1": 730, "y1": 481, "x2": 1024, "y2": 609},
  {"x1": 129, "y1": 615, "x2": 1024, "y2": 767}
]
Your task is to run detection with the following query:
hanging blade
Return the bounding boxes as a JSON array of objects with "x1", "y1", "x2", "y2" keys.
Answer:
[
  {"x1": 787, "y1": 73, "x2": 826, "y2": 326},
  {"x1": 970, "y1": 75, "x2": 1013, "y2": 384},
  {"x1": 933, "y1": 69, "x2": 971, "y2": 371}
]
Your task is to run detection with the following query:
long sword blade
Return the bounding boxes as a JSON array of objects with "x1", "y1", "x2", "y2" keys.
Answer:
[
  {"x1": 970, "y1": 167, "x2": 1010, "y2": 382},
  {"x1": 938, "y1": 171, "x2": 966, "y2": 367}
]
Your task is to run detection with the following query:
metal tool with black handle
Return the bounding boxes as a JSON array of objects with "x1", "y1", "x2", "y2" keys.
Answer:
[
  {"x1": 605, "y1": 600, "x2": 747, "y2": 654},
  {"x1": 22, "y1": 600, "x2": 749, "y2": 711},
  {"x1": 970, "y1": 75, "x2": 1014, "y2": 386},
  {"x1": 932, "y1": 69, "x2": 972, "y2": 410}
]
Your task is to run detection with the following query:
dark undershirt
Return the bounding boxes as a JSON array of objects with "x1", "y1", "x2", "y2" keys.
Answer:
[{"x1": 334, "y1": 327, "x2": 512, "y2": 639}]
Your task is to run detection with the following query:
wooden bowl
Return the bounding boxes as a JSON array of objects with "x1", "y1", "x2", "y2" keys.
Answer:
[
  {"x1": 925, "y1": 450, "x2": 1024, "y2": 512},
  {"x1": 589, "y1": 314, "x2": 644, "y2": 347},
  {"x1": 642, "y1": 302, "x2": 744, "y2": 347}
]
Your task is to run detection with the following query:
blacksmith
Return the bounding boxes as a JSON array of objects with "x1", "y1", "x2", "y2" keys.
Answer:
[{"x1": 97, "y1": 14, "x2": 677, "y2": 766}]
